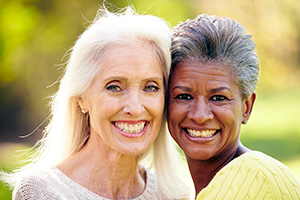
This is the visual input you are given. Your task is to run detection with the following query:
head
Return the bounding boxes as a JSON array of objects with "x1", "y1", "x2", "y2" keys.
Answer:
[
  {"x1": 77, "y1": 40, "x2": 166, "y2": 156},
  {"x1": 171, "y1": 14, "x2": 259, "y2": 99},
  {"x1": 47, "y1": 6, "x2": 171, "y2": 162},
  {"x1": 168, "y1": 14, "x2": 259, "y2": 161}
]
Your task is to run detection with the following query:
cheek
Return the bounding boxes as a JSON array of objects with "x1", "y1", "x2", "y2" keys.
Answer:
[
  {"x1": 167, "y1": 102, "x2": 184, "y2": 131},
  {"x1": 167, "y1": 107, "x2": 184, "y2": 146},
  {"x1": 168, "y1": 101, "x2": 187, "y2": 118},
  {"x1": 215, "y1": 103, "x2": 237, "y2": 118},
  {"x1": 154, "y1": 94, "x2": 165, "y2": 114},
  {"x1": 144, "y1": 95, "x2": 165, "y2": 125},
  {"x1": 158, "y1": 96, "x2": 165, "y2": 114},
  {"x1": 88, "y1": 95, "x2": 111, "y2": 127},
  {"x1": 214, "y1": 105, "x2": 241, "y2": 133},
  {"x1": 167, "y1": 102, "x2": 176, "y2": 121}
]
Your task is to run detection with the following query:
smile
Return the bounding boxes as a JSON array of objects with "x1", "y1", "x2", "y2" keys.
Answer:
[
  {"x1": 186, "y1": 129, "x2": 217, "y2": 138},
  {"x1": 114, "y1": 121, "x2": 146, "y2": 134}
]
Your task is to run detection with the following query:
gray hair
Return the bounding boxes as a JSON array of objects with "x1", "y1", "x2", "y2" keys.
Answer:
[{"x1": 171, "y1": 14, "x2": 260, "y2": 98}]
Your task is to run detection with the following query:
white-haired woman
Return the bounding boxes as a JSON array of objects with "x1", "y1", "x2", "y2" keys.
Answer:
[{"x1": 1, "y1": 6, "x2": 191, "y2": 200}]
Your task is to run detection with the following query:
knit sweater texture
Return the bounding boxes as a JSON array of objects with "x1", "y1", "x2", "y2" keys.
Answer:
[
  {"x1": 196, "y1": 151, "x2": 300, "y2": 200},
  {"x1": 13, "y1": 166, "x2": 166, "y2": 200}
]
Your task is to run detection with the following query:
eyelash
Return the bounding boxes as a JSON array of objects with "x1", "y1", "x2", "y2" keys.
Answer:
[
  {"x1": 174, "y1": 94, "x2": 228, "y2": 101},
  {"x1": 211, "y1": 95, "x2": 227, "y2": 101},
  {"x1": 175, "y1": 94, "x2": 193, "y2": 100},
  {"x1": 106, "y1": 84, "x2": 159, "y2": 92},
  {"x1": 106, "y1": 84, "x2": 122, "y2": 92},
  {"x1": 144, "y1": 84, "x2": 159, "y2": 92}
]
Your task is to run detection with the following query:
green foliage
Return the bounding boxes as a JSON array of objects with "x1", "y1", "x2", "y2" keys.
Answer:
[
  {"x1": 1, "y1": 0, "x2": 300, "y2": 143},
  {"x1": 0, "y1": 143, "x2": 32, "y2": 199},
  {"x1": 241, "y1": 89, "x2": 300, "y2": 141},
  {"x1": 0, "y1": 0, "x2": 300, "y2": 199},
  {"x1": 0, "y1": 183, "x2": 12, "y2": 200}
]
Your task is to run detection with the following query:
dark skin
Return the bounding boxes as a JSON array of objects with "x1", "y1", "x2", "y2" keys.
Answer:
[
  {"x1": 167, "y1": 61, "x2": 256, "y2": 198},
  {"x1": 187, "y1": 143, "x2": 250, "y2": 195}
]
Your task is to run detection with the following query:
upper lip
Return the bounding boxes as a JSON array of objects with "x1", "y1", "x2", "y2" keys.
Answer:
[{"x1": 113, "y1": 119, "x2": 148, "y2": 123}]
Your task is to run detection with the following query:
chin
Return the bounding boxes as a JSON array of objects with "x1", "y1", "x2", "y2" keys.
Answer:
[
  {"x1": 121, "y1": 145, "x2": 149, "y2": 157},
  {"x1": 185, "y1": 148, "x2": 215, "y2": 161}
]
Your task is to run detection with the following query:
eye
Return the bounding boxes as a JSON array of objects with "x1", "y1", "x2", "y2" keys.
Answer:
[
  {"x1": 211, "y1": 95, "x2": 227, "y2": 101},
  {"x1": 144, "y1": 84, "x2": 159, "y2": 92},
  {"x1": 175, "y1": 93, "x2": 193, "y2": 100},
  {"x1": 106, "y1": 84, "x2": 122, "y2": 92}
]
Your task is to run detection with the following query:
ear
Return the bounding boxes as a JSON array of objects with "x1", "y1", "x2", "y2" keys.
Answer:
[
  {"x1": 242, "y1": 92, "x2": 256, "y2": 124},
  {"x1": 77, "y1": 96, "x2": 88, "y2": 114}
]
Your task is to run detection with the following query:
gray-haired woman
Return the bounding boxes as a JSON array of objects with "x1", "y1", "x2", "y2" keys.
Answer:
[{"x1": 168, "y1": 14, "x2": 300, "y2": 199}]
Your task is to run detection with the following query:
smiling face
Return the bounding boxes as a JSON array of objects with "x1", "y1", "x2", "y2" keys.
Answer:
[
  {"x1": 78, "y1": 41, "x2": 165, "y2": 156},
  {"x1": 168, "y1": 60, "x2": 252, "y2": 161}
]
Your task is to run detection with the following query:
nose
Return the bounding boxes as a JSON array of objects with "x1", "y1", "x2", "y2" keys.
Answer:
[
  {"x1": 187, "y1": 98, "x2": 213, "y2": 124},
  {"x1": 122, "y1": 90, "x2": 145, "y2": 117}
]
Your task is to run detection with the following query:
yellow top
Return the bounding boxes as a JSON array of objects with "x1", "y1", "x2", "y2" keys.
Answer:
[{"x1": 196, "y1": 151, "x2": 300, "y2": 200}]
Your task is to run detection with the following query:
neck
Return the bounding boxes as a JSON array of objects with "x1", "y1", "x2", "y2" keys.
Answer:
[
  {"x1": 187, "y1": 143, "x2": 249, "y2": 196},
  {"x1": 56, "y1": 133, "x2": 146, "y2": 199}
]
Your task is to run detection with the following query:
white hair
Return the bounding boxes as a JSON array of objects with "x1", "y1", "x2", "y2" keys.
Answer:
[{"x1": 1, "y1": 5, "x2": 191, "y2": 199}]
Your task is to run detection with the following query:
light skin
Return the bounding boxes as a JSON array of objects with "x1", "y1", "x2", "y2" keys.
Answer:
[
  {"x1": 56, "y1": 41, "x2": 165, "y2": 199},
  {"x1": 168, "y1": 60, "x2": 255, "y2": 196}
]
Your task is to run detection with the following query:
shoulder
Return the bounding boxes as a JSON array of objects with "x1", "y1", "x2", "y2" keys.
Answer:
[
  {"x1": 197, "y1": 151, "x2": 300, "y2": 200},
  {"x1": 13, "y1": 165, "x2": 73, "y2": 199},
  {"x1": 235, "y1": 151, "x2": 299, "y2": 182}
]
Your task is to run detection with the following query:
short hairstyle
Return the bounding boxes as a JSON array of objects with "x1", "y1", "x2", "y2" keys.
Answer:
[
  {"x1": 1, "y1": 6, "x2": 190, "y2": 199},
  {"x1": 171, "y1": 14, "x2": 260, "y2": 98}
]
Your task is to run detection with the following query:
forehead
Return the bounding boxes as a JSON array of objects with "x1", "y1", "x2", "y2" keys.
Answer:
[
  {"x1": 95, "y1": 42, "x2": 164, "y2": 81},
  {"x1": 172, "y1": 60, "x2": 233, "y2": 80},
  {"x1": 169, "y1": 60, "x2": 239, "y2": 91}
]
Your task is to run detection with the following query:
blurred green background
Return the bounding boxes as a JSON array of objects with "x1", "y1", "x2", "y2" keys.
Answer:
[{"x1": 0, "y1": 0, "x2": 300, "y2": 198}]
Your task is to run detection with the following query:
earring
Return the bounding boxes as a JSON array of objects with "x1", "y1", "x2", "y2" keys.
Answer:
[
  {"x1": 242, "y1": 119, "x2": 248, "y2": 124},
  {"x1": 81, "y1": 109, "x2": 87, "y2": 114}
]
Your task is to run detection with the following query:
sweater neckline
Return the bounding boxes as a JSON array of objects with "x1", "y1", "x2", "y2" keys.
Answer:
[
  {"x1": 51, "y1": 166, "x2": 157, "y2": 199},
  {"x1": 197, "y1": 151, "x2": 261, "y2": 196}
]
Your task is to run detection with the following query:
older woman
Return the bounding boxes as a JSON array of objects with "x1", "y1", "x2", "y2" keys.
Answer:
[
  {"x1": 168, "y1": 14, "x2": 300, "y2": 199},
  {"x1": 1, "y1": 6, "x2": 190, "y2": 200}
]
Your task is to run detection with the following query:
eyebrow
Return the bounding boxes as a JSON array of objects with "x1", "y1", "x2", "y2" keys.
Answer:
[
  {"x1": 143, "y1": 77, "x2": 164, "y2": 83},
  {"x1": 172, "y1": 86, "x2": 193, "y2": 92},
  {"x1": 209, "y1": 87, "x2": 232, "y2": 93},
  {"x1": 103, "y1": 76, "x2": 163, "y2": 83}
]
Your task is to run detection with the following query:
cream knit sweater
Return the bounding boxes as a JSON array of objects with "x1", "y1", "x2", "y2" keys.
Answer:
[
  {"x1": 196, "y1": 151, "x2": 300, "y2": 200},
  {"x1": 13, "y1": 166, "x2": 166, "y2": 200}
]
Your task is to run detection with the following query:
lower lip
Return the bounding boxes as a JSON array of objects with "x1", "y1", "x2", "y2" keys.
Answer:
[
  {"x1": 113, "y1": 122, "x2": 148, "y2": 138},
  {"x1": 184, "y1": 129, "x2": 219, "y2": 142}
]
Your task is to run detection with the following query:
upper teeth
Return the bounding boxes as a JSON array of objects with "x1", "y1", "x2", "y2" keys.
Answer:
[
  {"x1": 115, "y1": 122, "x2": 146, "y2": 134},
  {"x1": 187, "y1": 129, "x2": 216, "y2": 138}
]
